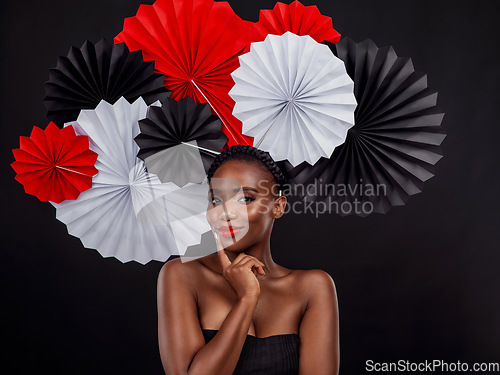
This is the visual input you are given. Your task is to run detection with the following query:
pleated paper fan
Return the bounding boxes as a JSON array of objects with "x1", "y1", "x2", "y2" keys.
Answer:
[
  {"x1": 44, "y1": 39, "x2": 170, "y2": 126},
  {"x1": 229, "y1": 32, "x2": 357, "y2": 167},
  {"x1": 11, "y1": 123, "x2": 98, "y2": 204},
  {"x1": 115, "y1": 0, "x2": 254, "y2": 147},
  {"x1": 249, "y1": 1, "x2": 341, "y2": 46},
  {"x1": 51, "y1": 97, "x2": 193, "y2": 264},
  {"x1": 279, "y1": 38, "x2": 446, "y2": 216},
  {"x1": 135, "y1": 96, "x2": 227, "y2": 186}
]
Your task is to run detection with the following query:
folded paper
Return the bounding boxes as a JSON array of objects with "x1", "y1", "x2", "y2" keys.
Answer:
[
  {"x1": 135, "y1": 96, "x2": 227, "y2": 186},
  {"x1": 44, "y1": 39, "x2": 170, "y2": 126},
  {"x1": 249, "y1": 0, "x2": 341, "y2": 47},
  {"x1": 50, "y1": 98, "x2": 195, "y2": 264},
  {"x1": 230, "y1": 32, "x2": 357, "y2": 167},
  {"x1": 12, "y1": 123, "x2": 98, "y2": 204},
  {"x1": 279, "y1": 38, "x2": 446, "y2": 215},
  {"x1": 115, "y1": 0, "x2": 253, "y2": 147}
]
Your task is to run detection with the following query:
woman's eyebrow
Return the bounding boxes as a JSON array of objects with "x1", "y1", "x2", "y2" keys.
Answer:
[{"x1": 209, "y1": 187, "x2": 259, "y2": 193}]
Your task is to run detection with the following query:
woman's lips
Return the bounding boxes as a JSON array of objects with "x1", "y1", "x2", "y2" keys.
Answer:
[{"x1": 217, "y1": 226, "x2": 244, "y2": 237}]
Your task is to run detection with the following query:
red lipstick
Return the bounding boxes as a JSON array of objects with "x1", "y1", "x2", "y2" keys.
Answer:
[{"x1": 217, "y1": 225, "x2": 243, "y2": 237}]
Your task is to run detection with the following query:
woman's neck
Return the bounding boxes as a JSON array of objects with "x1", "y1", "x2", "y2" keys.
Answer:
[
  {"x1": 218, "y1": 240, "x2": 287, "y2": 279},
  {"x1": 197, "y1": 236, "x2": 283, "y2": 279}
]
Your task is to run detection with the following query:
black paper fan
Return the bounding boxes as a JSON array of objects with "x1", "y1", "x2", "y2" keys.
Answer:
[
  {"x1": 44, "y1": 39, "x2": 170, "y2": 126},
  {"x1": 278, "y1": 38, "x2": 446, "y2": 216},
  {"x1": 135, "y1": 96, "x2": 227, "y2": 187}
]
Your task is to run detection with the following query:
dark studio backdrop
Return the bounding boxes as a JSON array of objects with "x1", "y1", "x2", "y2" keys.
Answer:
[{"x1": 1, "y1": 0, "x2": 499, "y2": 374}]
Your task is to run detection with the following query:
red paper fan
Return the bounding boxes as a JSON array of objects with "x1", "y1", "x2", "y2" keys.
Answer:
[
  {"x1": 115, "y1": 0, "x2": 254, "y2": 147},
  {"x1": 11, "y1": 122, "x2": 98, "y2": 204},
  {"x1": 249, "y1": 1, "x2": 341, "y2": 46}
]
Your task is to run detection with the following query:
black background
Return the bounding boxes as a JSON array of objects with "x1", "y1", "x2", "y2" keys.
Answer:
[{"x1": 1, "y1": 0, "x2": 499, "y2": 374}]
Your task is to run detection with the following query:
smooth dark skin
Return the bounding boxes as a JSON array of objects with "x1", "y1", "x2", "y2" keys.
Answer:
[{"x1": 157, "y1": 160, "x2": 339, "y2": 375}]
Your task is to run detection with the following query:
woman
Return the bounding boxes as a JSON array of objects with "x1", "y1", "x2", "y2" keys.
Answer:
[{"x1": 157, "y1": 145, "x2": 339, "y2": 375}]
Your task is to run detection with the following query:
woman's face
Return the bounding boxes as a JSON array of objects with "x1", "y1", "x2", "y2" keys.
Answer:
[{"x1": 207, "y1": 159, "x2": 285, "y2": 252}]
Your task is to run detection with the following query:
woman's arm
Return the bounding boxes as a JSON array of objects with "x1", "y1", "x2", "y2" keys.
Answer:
[
  {"x1": 297, "y1": 269, "x2": 340, "y2": 375},
  {"x1": 157, "y1": 251, "x2": 265, "y2": 375}
]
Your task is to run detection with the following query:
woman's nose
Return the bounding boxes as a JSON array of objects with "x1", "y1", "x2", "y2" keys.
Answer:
[{"x1": 218, "y1": 200, "x2": 239, "y2": 222}]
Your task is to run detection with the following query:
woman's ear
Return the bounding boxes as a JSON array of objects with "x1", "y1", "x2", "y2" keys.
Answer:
[{"x1": 273, "y1": 195, "x2": 287, "y2": 219}]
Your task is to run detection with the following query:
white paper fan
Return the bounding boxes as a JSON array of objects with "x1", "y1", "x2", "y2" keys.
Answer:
[
  {"x1": 51, "y1": 97, "x2": 188, "y2": 264},
  {"x1": 229, "y1": 31, "x2": 357, "y2": 167}
]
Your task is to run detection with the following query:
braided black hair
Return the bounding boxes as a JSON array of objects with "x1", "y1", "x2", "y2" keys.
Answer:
[{"x1": 207, "y1": 145, "x2": 288, "y2": 196}]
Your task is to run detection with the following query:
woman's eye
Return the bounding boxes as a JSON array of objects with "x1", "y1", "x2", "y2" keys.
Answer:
[
  {"x1": 208, "y1": 195, "x2": 255, "y2": 205},
  {"x1": 238, "y1": 195, "x2": 255, "y2": 203}
]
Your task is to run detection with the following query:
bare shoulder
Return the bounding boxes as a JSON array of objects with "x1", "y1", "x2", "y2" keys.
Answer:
[
  {"x1": 157, "y1": 257, "x2": 203, "y2": 289},
  {"x1": 290, "y1": 268, "x2": 336, "y2": 287},
  {"x1": 289, "y1": 269, "x2": 337, "y2": 304}
]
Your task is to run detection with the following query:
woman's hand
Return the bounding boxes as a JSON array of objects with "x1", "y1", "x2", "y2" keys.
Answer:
[{"x1": 214, "y1": 231, "x2": 265, "y2": 301}]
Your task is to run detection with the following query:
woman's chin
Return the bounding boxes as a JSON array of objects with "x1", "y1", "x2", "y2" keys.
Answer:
[{"x1": 219, "y1": 239, "x2": 247, "y2": 253}]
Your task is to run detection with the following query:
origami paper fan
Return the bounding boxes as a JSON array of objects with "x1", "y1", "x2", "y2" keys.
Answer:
[
  {"x1": 44, "y1": 39, "x2": 170, "y2": 126},
  {"x1": 51, "y1": 97, "x2": 190, "y2": 264},
  {"x1": 11, "y1": 122, "x2": 98, "y2": 204},
  {"x1": 135, "y1": 96, "x2": 227, "y2": 186},
  {"x1": 279, "y1": 38, "x2": 446, "y2": 216},
  {"x1": 115, "y1": 0, "x2": 254, "y2": 147},
  {"x1": 229, "y1": 32, "x2": 357, "y2": 167},
  {"x1": 249, "y1": 1, "x2": 341, "y2": 46}
]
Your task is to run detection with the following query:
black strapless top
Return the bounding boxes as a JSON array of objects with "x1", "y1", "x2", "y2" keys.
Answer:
[{"x1": 202, "y1": 329, "x2": 300, "y2": 374}]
